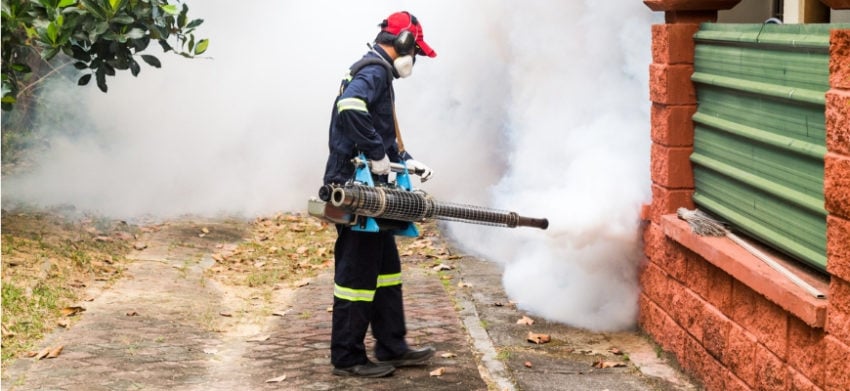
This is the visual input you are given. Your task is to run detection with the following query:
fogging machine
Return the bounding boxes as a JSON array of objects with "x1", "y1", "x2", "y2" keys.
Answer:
[{"x1": 308, "y1": 153, "x2": 549, "y2": 237}]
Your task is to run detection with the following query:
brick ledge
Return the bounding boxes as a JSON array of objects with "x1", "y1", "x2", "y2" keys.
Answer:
[{"x1": 661, "y1": 214, "x2": 828, "y2": 327}]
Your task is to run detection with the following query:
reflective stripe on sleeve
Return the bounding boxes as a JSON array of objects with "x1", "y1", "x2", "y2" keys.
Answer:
[
  {"x1": 337, "y1": 97, "x2": 368, "y2": 113},
  {"x1": 376, "y1": 272, "x2": 402, "y2": 288},
  {"x1": 334, "y1": 284, "x2": 375, "y2": 302}
]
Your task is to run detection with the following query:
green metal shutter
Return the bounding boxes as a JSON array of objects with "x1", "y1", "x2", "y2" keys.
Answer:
[{"x1": 691, "y1": 24, "x2": 849, "y2": 271}]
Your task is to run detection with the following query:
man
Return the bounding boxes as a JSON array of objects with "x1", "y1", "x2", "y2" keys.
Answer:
[{"x1": 322, "y1": 11, "x2": 437, "y2": 378}]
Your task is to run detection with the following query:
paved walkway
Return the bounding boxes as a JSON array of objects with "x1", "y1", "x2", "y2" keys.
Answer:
[{"x1": 1, "y1": 220, "x2": 697, "y2": 391}]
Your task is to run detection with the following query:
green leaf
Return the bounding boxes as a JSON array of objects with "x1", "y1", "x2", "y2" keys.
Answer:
[
  {"x1": 159, "y1": 4, "x2": 177, "y2": 15},
  {"x1": 157, "y1": 39, "x2": 172, "y2": 52},
  {"x1": 112, "y1": 14, "x2": 134, "y2": 24},
  {"x1": 125, "y1": 27, "x2": 144, "y2": 39},
  {"x1": 73, "y1": 61, "x2": 88, "y2": 70},
  {"x1": 41, "y1": 46, "x2": 60, "y2": 61},
  {"x1": 80, "y1": 0, "x2": 106, "y2": 19},
  {"x1": 194, "y1": 38, "x2": 208, "y2": 55},
  {"x1": 140, "y1": 54, "x2": 160, "y2": 68},
  {"x1": 1, "y1": 80, "x2": 12, "y2": 96},
  {"x1": 129, "y1": 58, "x2": 140, "y2": 76},
  {"x1": 78, "y1": 73, "x2": 92, "y2": 85},
  {"x1": 58, "y1": 0, "x2": 76, "y2": 7},
  {"x1": 95, "y1": 68, "x2": 107, "y2": 92},
  {"x1": 185, "y1": 18, "x2": 203, "y2": 29},
  {"x1": 11, "y1": 63, "x2": 32, "y2": 73},
  {"x1": 109, "y1": 0, "x2": 120, "y2": 10},
  {"x1": 47, "y1": 21, "x2": 58, "y2": 43},
  {"x1": 25, "y1": 26, "x2": 38, "y2": 39},
  {"x1": 132, "y1": 36, "x2": 150, "y2": 52},
  {"x1": 1, "y1": 95, "x2": 17, "y2": 104},
  {"x1": 88, "y1": 21, "x2": 108, "y2": 40}
]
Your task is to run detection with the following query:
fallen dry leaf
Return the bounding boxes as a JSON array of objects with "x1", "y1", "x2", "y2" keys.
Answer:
[
  {"x1": 516, "y1": 316, "x2": 535, "y2": 326},
  {"x1": 34, "y1": 347, "x2": 50, "y2": 360},
  {"x1": 608, "y1": 347, "x2": 623, "y2": 355},
  {"x1": 592, "y1": 360, "x2": 626, "y2": 369},
  {"x1": 57, "y1": 319, "x2": 70, "y2": 328},
  {"x1": 265, "y1": 374, "x2": 287, "y2": 383},
  {"x1": 440, "y1": 352, "x2": 457, "y2": 358},
  {"x1": 219, "y1": 312, "x2": 232, "y2": 317},
  {"x1": 457, "y1": 281, "x2": 471, "y2": 288},
  {"x1": 60, "y1": 306, "x2": 86, "y2": 317},
  {"x1": 69, "y1": 280, "x2": 86, "y2": 288},
  {"x1": 292, "y1": 278, "x2": 311, "y2": 288},
  {"x1": 47, "y1": 345, "x2": 63, "y2": 358},
  {"x1": 429, "y1": 367, "x2": 445, "y2": 377},
  {"x1": 133, "y1": 242, "x2": 148, "y2": 250},
  {"x1": 326, "y1": 306, "x2": 333, "y2": 312},
  {"x1": 126, "y1": 311, "x2": 139, "y2": 316},
  {"x1": 524, "y1": 361, "x2": 533, "y2": 368},
  {"x1": 247, "y1": 335, "x2": 270, "y2": 342},
  {"x1": 527, "y1": 332, "x2": 551, "y2": 344},
  {"x1": 432, "y1": 263, "x2": 453, "y2": 271}
]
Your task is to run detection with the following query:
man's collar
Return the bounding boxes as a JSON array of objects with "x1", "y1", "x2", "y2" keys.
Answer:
[{"x1": 372, "y1": 45, "x2": 393, "y2": 63}]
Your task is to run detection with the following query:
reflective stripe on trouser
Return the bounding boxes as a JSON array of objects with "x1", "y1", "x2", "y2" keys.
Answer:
[
  {"x1": 331, "y1": 226, "x2": 409, "y2": 367},
  {"x1": 332, "y1": 271, "x2": 400, "y2": 302}
]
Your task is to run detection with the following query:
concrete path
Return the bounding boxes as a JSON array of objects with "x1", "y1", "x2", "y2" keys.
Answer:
[{"x1": 1, "y1": 219, "x2": 698, "y2": 391}]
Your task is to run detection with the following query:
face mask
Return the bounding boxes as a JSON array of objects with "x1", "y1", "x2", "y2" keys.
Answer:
[{"x1": 394, "y1": 55, "x2": 414, "y2": 78}]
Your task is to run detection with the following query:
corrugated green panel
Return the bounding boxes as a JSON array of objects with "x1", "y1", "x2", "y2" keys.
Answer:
[{"x1": 690, "y1": 23, "x2": 849, "y2": 271}]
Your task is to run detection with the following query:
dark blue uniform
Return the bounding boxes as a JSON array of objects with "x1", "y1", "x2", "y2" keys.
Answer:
[
  {"x1": 324, "y1": 48, "x2": 412, "y2": 186},
  {"x1": 323, "y1": 46, "x2": 412, "y2": 368}
]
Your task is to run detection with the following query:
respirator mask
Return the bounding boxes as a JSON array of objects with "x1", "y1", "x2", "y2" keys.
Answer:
[{"x1": 393, "y1": 55, "x2": 415, "y2": 78}]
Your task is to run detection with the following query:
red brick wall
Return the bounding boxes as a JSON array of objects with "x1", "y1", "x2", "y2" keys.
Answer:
[
  {"x1": 824, "y1": 30, "x2": 850, "y2": 390},
  {"x1": 640, "y1": 0, "x2": 850, "y2": 388}
]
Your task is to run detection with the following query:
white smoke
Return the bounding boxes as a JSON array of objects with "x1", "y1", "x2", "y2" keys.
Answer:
[
  {"x1": 2, "y1": 1, "x2": 660, "y2": 330},
  {"x1": 444, "y1": 1, "x2": 658, "y2": 331}
]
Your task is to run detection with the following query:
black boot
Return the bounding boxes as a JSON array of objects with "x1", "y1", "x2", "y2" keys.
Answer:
[
  {"x1": 332, "y1": 360, "x2": 395, "y2": 378},
  {"x1": 379, "y1": 346, "x2": 436, "y2": 367}
]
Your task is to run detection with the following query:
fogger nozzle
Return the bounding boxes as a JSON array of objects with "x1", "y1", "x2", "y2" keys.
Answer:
[{"x1": 325, "y1": 183, "x2": 548, "y2": 230}]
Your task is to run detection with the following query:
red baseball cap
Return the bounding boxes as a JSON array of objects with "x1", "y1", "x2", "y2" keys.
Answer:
[{"x1": 381, "y1": 11, "x2": 436, "y2": 58}]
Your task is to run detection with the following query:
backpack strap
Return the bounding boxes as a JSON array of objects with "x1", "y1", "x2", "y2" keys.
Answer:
[{"x1": 349, "y1": 57, "x2": 394, "y2": 81}]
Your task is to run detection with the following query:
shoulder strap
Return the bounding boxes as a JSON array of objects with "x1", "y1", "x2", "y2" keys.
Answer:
[{"x1": 349, "y1": 57, "x2": 393, "y2": 81}]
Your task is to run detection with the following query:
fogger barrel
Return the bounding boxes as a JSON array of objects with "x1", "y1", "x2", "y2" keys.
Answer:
[{"x1": 321, "y1": 183, "x2": 549, "y2": 230}]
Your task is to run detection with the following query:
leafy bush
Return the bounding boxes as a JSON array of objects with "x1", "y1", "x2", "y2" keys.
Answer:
[{"x1": 1, "y1": 0, "x2": 209, "y2": 111}]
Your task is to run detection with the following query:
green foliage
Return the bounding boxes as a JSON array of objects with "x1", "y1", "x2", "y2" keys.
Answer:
[
  {"x1": 1, "y1": 281, "x2": 62, "y2": 362},
  {"x1": 0, "y1": 0, "x2": 209, "y2": 111}
]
